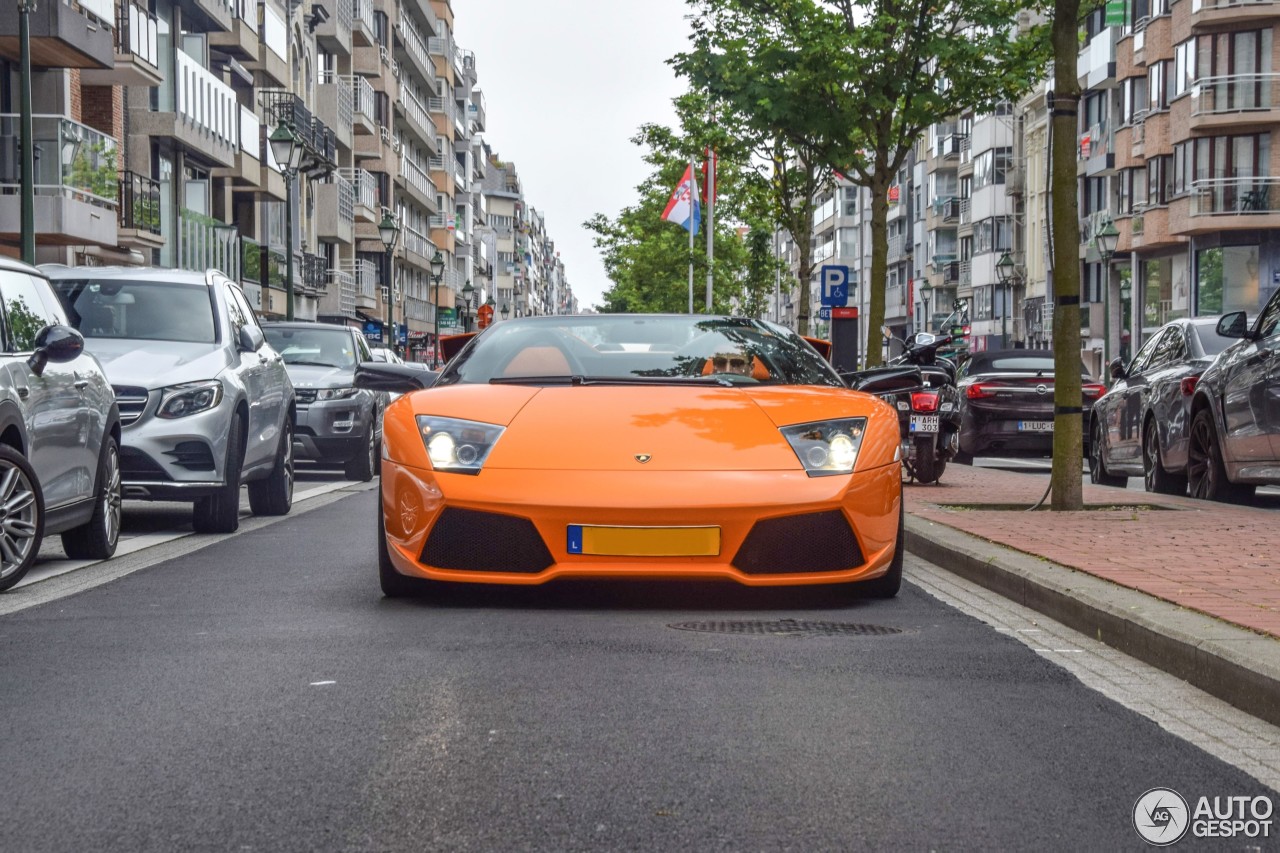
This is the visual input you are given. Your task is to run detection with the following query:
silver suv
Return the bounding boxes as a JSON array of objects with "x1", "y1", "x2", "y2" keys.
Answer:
[
  {"x1": 0, "y1": 258, "x2": 122, "y2": 591},
  {"x1": 44, "y1": 266, "x2": 295, "y2": 534},
  {"x1": 262, "y1": 322, "x2": 387, "y2": 481}
]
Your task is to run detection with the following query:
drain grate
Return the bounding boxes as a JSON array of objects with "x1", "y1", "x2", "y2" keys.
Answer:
[{"x1": 668, "y1": 619, "x2": 904, "y2": 637}]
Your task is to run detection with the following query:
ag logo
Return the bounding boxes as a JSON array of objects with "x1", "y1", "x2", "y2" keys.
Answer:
[{"x1": 1134, "y1": 788, "x2": 1190, "y2": 846}]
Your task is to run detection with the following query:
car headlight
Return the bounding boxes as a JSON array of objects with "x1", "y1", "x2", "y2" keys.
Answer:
[
  {"x1": 780, "y1": 418, "x2": 867, "y2": 477},
  {"x1": 156, "y1": 381, "x2": 224, "y2": 419},
  {"x1": 316, "y1": 387, "x2": 360, "y2": 401},
  {"x1": 417, "y1": 416, "x2": 505, "y2": 475}
]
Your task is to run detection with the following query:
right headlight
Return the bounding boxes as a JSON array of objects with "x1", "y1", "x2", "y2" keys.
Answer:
[
  {"x1": 779, "y1": 418, "x2": 867, "y2": 477},
  {"x1": 416, "y1": 416, "x2": 505, "y2": 475},
  {"x1": 156, "y1": 381, "x2": 224, "y2": 419}
]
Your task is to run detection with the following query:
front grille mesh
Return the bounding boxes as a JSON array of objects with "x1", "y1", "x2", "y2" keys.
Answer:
[
  {"x1": 732, "y1": 511, "x2": 863, "y2": 574},
  {"x1": 422, "y1": 508, "x2": 554, "y2": 573},
  {"x1": 295, "y1": 389, "x2": 318, "y2": 405},
  {"x1": 163, "y1": 441, "x2": 216, "y2": 471},
  {"x1": 112, "y1": 385, "x2": 149, "y2": 425}
]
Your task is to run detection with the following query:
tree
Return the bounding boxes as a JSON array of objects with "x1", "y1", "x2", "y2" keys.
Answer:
[{"x1": 675, "y1": 0, "x2": 1048, "y2": 363}]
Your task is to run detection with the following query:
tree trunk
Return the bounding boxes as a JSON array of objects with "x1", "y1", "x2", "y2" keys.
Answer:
[
  {"x1": 1050, "y1": 0, "x2": 1084, "y2": 511},
  {"x1": 865, "y1": 173, "x2": 890, "y2": 367}
]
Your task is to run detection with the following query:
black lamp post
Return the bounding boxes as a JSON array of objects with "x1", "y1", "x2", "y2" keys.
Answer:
[
  {"x1": 461, "y1": 280, "x2": 474, "y2": 332},
  {"x1": 995, "y1": 251, "x2": 1017, "y2": 348},
  {"x1": 18, "y1": 0, "x2": 36, "y2": 264},
  {"x1": 269, "y1": 121, "x2": 304, "y2": 320},
  {"x1": 429, "y1": 250, "x2": 445, "y2": 367},
  {"x1": 1096, "y1": 220, "x2": 1121, "y2": 369},
  {"x1": 920, "y1": 280, "x2": 934, "y2": 335},
  {"x1": 378, "y1": 211, "x2": 400, "y2": 355}
]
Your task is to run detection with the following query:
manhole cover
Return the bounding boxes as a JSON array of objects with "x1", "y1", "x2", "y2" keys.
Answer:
[{"x1": 668, "y1": 619, "x2": 904, "y2": 637}]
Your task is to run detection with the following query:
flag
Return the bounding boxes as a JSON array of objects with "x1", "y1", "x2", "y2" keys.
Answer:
[
  {"x1": 701, "y1": 147, "x2": 717, "y2": 205},
  {"x1": 662, "y1": 165, "x2": 700, "y2": 235}
]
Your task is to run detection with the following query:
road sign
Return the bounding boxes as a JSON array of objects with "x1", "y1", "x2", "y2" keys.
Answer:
[
  {"x1": 817, "y1": 307, "x2": 832, "y2": 321},
  {"x1": 820, "y1": 266, "x2": 850, "y2": 307}
]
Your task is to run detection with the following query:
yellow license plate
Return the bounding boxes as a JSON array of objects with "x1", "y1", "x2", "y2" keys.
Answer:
[{"x1": 567, "y1": 525, "x2": 721, "y2": 557}]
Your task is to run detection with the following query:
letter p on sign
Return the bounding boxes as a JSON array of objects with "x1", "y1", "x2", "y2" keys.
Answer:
[{"x1": 821, "y1": 266, "x2": 850, "y2": 307}]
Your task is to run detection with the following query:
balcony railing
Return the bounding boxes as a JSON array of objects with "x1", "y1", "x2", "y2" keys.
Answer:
[
  {"x1": 301, "y1": 252, "x2": 328, "y2": 294},
  {"x1": 330, "y1": 268, "x2": 357, "y2": 316},
  {"x1": 319, "y1": 70, "x2": 353, "y2": 133},
  {"x1": 241, "y1": 236, "x2": 264, "y2": 285},
  {"x1": 0, "y1": 114, "x2": 119, "y2": 210},
  {"x1": 1190, "y1": 176, "x2": 1280, "y2": 215},
  {"x1": 959, "y1": 198, "x2": 972, "y2": 225},
  {"x1": 239, "y1": 105, "x2": 260, "y2": 160},
  {"x1": 118, "y1": 170, "x2": 160, "y2": 233},
  {"x1": 260, "y1": 90, "x2": 337, "y2": 173},
  {"x1": 339, "y1": 166, "x2": 378, "y2": 210},
  {"x1": 347, "y1": 74, "x2": 376, "y2": 122},
  {"x1": 397, "y1": 14, "x2": 434, "y2": 81},
  {"x1": 1191, "y1": 73, "x2": 1280, "y2": 115},
  {"x1": 179, "y1": 208, "x2": 240, "y2": 279},
  {"x1": 1191, "y1": 0, "x2": 1276, "y2": 11},
  {"x1": 352, "y1": 0, "x2": 375, "y2": 33},
  {"x1": 340, "y1": 258, "x2": 377, "y2": 298},
  {"x1": 403, "y1": 224, "x2": 430, "y2": 259},
  {"x1": 176, "y1": 51, "x2": 237, "y2": 147},
  {"x1": 398, "y1": 83, "x2": 435, "y2": 146},
  {"x1": 262, "y1": 3, "x2": 287, "y2": 62},
  {"x1": 233, "y1": 0, "x2": 259, "y2": 32},
  {"x1": 333, "y1": 170, "x2": 354, "y2": 223},
  {"x1": 117, "y1": 0, "x2": 160, "y2": 69},
  {"x1": 401, "y1": 153, "x2": 432, "y2": 199}
]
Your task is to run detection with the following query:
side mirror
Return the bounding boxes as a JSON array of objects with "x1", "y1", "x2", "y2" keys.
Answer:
[
  {"x1": 913, "y1": 332, "x2": 936, "y2": 346},
  {"x1": 1108, "y1": 357, "x2": 1126, "y2": 380},
  {"x1": 881, "y1": 325, "x2": 893, "y2": 341},
  {"x1": 1217, "y1": 310, "x2": 1250, "y2": 340},
  {"x1": 238, "y1": 325, "x2": 264, "y2": 352},
  {"x1": 27, "y1": 324, "x2": 85, "y2": 377},
  {"x1": 355, "y1": 362, "x2": 434, "y2": 394}
]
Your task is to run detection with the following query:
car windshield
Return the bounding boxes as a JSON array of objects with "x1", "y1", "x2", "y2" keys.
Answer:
[
  {"x1": 263, "y1": 327, "x2": 357, "y2": 368},
  {"x1": 1191, "y1": 323, "x2": 1235, "y2": 357},
  {"x1": 961, "y1": 351, "x2": 1089, "y2": 377},
  {"x1": 436, "y1": 315, "x2": 844, "y2": 387},
  {"x1": 52, "y1": 280, "x2": 216, "y2": 343}
]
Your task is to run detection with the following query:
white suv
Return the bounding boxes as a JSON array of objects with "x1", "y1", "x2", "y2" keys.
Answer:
[
  {"x1": 0, "y1": 258, "x2": 122, "y2": 591},
  {"x1": 44, "y1": 266, "x2": 295, "y2": 534}
]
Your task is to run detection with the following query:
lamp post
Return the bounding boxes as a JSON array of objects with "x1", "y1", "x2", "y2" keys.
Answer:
[
  {"x1": 461, "y1": 280, "x2": 474, "y2": 332},
  {"x1": 269, "y1": 121, "x2": 304, "y2": 320},
  {"x1": 429, "y1": 250, "x2": 445, "y2": 367},
  {"x1": 500, "y1": 302, "x2": 510, "y2": 321},
  {"x1": 996, "y1": 251, "x2": 1017, "y2": 348},
  {"x1": 920, "y1": 280, "x2": 934, "y2": 335},
  {"x1": 18, "y1": 0, "x2": 36, "y2": 263},
  {"x1": 1095, "y1": 220, "x2": 1121, "y2": 371},
  {"x1": 378, "y1": 211, "x2": 400, "y2": 355}
]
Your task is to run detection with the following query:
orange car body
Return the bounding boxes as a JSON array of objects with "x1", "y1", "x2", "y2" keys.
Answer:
[{"x1": 378, "y1": 383, "x2": 903, "y2": 587}]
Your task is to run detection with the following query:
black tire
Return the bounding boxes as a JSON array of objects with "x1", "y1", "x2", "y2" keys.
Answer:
[
  {"x1": 857, "y1": 491, "x2": 904, "y2": 599},
  {"x1": 61, "y1": 434, "x2": 122, "y2": 560},
  {"x1": 0, "y1": 445, "x2": 45, "y2": 592},
  {"x1": 1187, "y1": 408, "x2": 1255, "y2": 503},
  {"x1": 1143, "y1": 417, "x2": 1186, "y2": 496},
  {"x1": 344, "y1": 419, "x2": 377, "y2": 482},
  {"x1": 911, "y1": 436, "x2": 945, "y2": 484},
  {"x1": 248, "y1": 418, "x2": 294, "y2": 516},
  {"x1": 193, "y1": 412, "x2": 245, "y2": 534},
  {"x1": 1088, "y1": 419, "x2": 1127, "y2": 487},
  {"x1": 378, "y1": 487, "x2": 423, "y2": 598}
]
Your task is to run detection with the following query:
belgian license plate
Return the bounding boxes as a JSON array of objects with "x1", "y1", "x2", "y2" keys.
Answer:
[
  {"x1": 909, "y1": 415, "x2": 939, "y2": 434},
  {"x1": 1018, "y1": 420, "x2": 1054, "y2": 432},
  {"x1": 566, "y1": 525, "x2": 721, "y2": 557}
]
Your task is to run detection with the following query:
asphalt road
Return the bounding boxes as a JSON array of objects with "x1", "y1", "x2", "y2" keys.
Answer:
[{"x1": 0, "y1": 485, "x2": 1269, "y2": 851}]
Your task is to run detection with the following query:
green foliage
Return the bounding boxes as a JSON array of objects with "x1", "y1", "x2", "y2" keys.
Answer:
[{"x1": 67, "y1": 140, "x2": 118, "y2": 201}]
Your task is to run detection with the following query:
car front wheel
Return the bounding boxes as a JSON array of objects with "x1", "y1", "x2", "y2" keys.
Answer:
[
  {"x1": 193, "y1": 412, "x2": 245, "y2": 534},
  {"x1": 1187, "y1": 408, "x2": 1254, "y2": 503},
  {"x1": 248, "y1": 418, "x2": 293, "y2": 516},
  {"x1": 855, "y1": 494, "x2": 903, "y2": 599},
  {"x1": 0, "y1": 445, "x2": 45, "y2": 591},
  {"x1": 345, "y1": 419, "x2": 378, "y2": 482}
]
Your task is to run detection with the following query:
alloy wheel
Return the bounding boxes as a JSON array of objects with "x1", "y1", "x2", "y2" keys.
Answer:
[
  {"x1": 0, "y1": 463, "x2": 39, "y2": 582},
  {"x1": 103, "y1": 444, "x2": 122, "y2": 547},
  {"x1": 1187, "y1": 415, "x2": 1215, "y2": 499}
]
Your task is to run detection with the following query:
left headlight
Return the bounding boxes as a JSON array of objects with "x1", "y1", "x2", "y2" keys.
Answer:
[
  {"x1": 779, "y1": 418, "x2": 867, "y2": 477},
  {"x1": 156, "y1": 380, "x2": 224, "y2": 419},
  {"x1": 317, "y1": 386, "x2": 360, "y2": 401},
  {"x1": 417, "y1": 416, "x2": 505, "y2": 475}
]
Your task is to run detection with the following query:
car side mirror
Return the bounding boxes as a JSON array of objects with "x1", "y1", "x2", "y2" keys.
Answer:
[
  {"x1": 238, "y1": 325, "x2": 264, "y2": 352},
  {"x1": 1217, "y1": 310, "x2": 1250, "y2": 339},
  {"x1": 27, "y1": 324, "x2": 84, "y2": 377},
  {"x1": 355, "y1": 362, "x2": 433, "y2": 394},
  {"x1": 1108, "y1": 357, "x2": 1126, "y2": 379}
]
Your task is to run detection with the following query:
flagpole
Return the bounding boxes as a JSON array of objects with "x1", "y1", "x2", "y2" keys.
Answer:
[
  {"x1": 705, "y1": 148, "x2": 714, "y2": 312},
  {"x1": 688, "y1": 156, "x2": 695, "y2": 314}
]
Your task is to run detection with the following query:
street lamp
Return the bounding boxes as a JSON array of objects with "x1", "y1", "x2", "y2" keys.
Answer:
[
  {"x1": 461, "y1": 280, "x2": 474, "y2": 332},
  {"x1": 18, "y1": 0, "x2": 36, "y2": 263},
  {"x1": 920, "y1": 280, "x2": 934, "y2": 335},
  {"x1": 995, "y1": 251, "x2": 1017, "y2": 348},
  {"x1": 500, "y1": 302, "x2": 510, "y2": 321},
  {"x1": 378, "y1": 211, "x2": 400, "y2": 355},
  {"x1": 429, "y1": 250, "x2": 445, "y2": 367},
  {"x1": 269, "y1": 120, "x2": 304, "y2": 321},
  {"x1": 1095, "y1": 220, "x2": 1121, "y2": 370}
]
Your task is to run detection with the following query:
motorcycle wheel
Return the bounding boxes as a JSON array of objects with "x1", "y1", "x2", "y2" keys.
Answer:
[{"x1": 911, "y1": 435, "x2": 945, "y2": 484}]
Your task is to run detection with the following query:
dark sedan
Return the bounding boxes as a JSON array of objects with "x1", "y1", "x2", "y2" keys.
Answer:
[
  {"x1": 955, "y1": 349, "x2": 1103, "y2": 463},
  {"x1": 1185, "y1": 287, "x2": 1280, "y2": 502},
  {"x1": 1088, "y1": 318, "x2": 1235, "y2": 492}
]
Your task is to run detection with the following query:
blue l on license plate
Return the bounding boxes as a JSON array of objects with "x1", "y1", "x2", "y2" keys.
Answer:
[
  {"x1": 909, "y1": 415, "x2": 939, "y2": 433},
  {"x1": 1017, "y1": 421, "x2": 1054, "y2": 432}
]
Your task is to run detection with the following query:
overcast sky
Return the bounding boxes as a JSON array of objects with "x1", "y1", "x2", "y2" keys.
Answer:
[{"x1": 453, "y1": 0, "x2": 692, "y2": 310}]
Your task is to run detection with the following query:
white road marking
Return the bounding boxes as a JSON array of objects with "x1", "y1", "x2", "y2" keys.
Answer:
[{"x1": 310, "y1": 681, "x2": 336, "y2": 686}]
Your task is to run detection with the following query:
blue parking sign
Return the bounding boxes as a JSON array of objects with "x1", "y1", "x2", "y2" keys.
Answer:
[
  {"x1": 820, "y1": 266, "x2": 849, "y2": 307},
  {"x1": 817, "y1": 307, "x2": 832, "y2": 321}
]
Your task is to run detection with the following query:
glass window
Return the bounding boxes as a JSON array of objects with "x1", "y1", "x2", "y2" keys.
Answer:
[
  {"x1": 1127, "y1": 328, "x2": 1164, "y2": 374},
  {"x1": 0, "y1": 271, "x2": 62, "y2": 352},
  {"x1": 228, "y1": 286, "x2": 260, "y2": 332},
  {"x1": 263, "y1": 327, "x2": 359, "y2": 369},
  {"x1": 1258, "y1": 289, "x2": 1280, "y2": 338},
  {"x1": 52, "y1": 279, "x2": 218, "y2": 343},
  {"x1": 1197, "y1": 246, "x2": 1259, "y2": 315}
]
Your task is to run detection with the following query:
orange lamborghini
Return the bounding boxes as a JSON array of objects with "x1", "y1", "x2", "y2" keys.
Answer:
[{"x1": 355, "y1": 315, "x2": 907, "y2": 599}]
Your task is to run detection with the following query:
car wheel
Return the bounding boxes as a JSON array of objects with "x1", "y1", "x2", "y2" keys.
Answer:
[
  {"x1": 193, "y1": 412, "x2": 245, "y2": 534},
  {"x1": 857, "y1": 493, "x2": 903, "y2": 599},
  {"x1": 1143, "y1": 418, "x2": 1186, "y2": 496},
  {"x1": 378, "y1": 490, "x2": 424, "y2": 598},
  {"x1": 0, "y1": 445, "x2": 45, "y2": 592},
  {"x1": 248, "y1": 418, "x2": 294, "y2": 516},
  {"x1": 1088, "y1": 419, "x2": 1127, "y2": 487},
  {"x1": 1187, "y1": 408, "x2": 1254, "y2": 503},
  {"x1": 61, "y1": 435, "x2": 122, "y2": 560},
  {"x1": 344, "y1": 420, "x2": 377, "y2": 482}
]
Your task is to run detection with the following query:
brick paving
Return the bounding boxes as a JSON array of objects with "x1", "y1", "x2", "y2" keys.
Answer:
[{"x1": 903, "y1": 464, "x2": 1280, "y2": 639}]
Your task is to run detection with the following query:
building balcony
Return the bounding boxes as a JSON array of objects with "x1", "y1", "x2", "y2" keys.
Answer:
[
  {"x1": 396, "y1": 82, "x2": 438, "y2": 154},
  {"x1": 80, "y1": 0, "x2": 162, "y2": 87},
  {"x1": 133, "y1": 50, "x2": 237, "y2": 167},
  {"x1": 329, "y1": 268, "x2": 357, "y2": 317},
  {"x1": 0, "y1": 0, "x2": 113, "y2": 69},
  {"x1": 1189, "y1": 74, "x2": 1280, "y2": 133},
  {"x1": 468, "y1": 89, "x2": 486, "y2": 133},
  {"x1": 1076, "y1": 28, "x2": 1116, "y2": 90},
  {"x1": 215, "y1": 104, "x2": 267, "y2": 191},
  {"x1": 0, "y1": 114, "x2": 118, "y2": 248},
  {"x1": 208, "y1": 0, "x2": 260, "y2": 60},
  {"x1": 316, "y1": 72, "x2": 354, "y2": 152},
  {"x1": 1178, "y1": 177, "x2": 1280, "y2": 234},
  {"x1": 341, "y1": 257, "x2": 378, "y2": 309},
  {"x1": 347, "y1": 75, "x2": 377, "y2": 136},
  {"x1": 397, "y1": 153, "x2": 436, "y2": 213},
  {"x1": 351, "y1": 0, "x2": 375, "y2": 47},
  {"x1": 300, "y1": 252, "x2": 328, "y2": 296},
  {"x1": 1190, "y1": 0, "x2": 1279, "y2": 31},
  {"x1": 260, "y1": 90, "x2": 337, "y2": 176},
  {"x1": 938, "y1": 134, "x2": 966, "y2": 160},
  {"x1": 178, "y1": 208, "x2": 240, "y2": 279},
  {"x1": 315, "y1": 172, "x2": 355, "y2": 245},
  {"x1": 315, "y1": 0, "x2": 352, "y2": 57},
  {"x1": 340, "y1": 166, "x2": 379, "y2": 223},
  {"x1": 245, "y1": 1, "x2": 288, "y2": 87},
  {"x1": 117, "y1": 170, "x2": 164, "y2": 252},
  {"x1": 394, "y1": 13, "x2": 435, "y2": 86}
]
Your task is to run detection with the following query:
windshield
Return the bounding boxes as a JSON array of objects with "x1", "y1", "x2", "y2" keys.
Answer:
[
  {"x1": 1191, "y1": 323, "x2": 1235, "y2": 357},
  {"x1": 436, "y1": 315, "x2": 844, "y2": 387},
  {"x1": 263, "y1": 327, "x2": 357, "y2": 369},
  {"x1": 52, "y1": 280, "x2": 217, "y2": 343}
]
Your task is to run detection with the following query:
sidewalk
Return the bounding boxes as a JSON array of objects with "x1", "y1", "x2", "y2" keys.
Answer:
[{"x1": 901, "y1": 464, "x2": 1280, "y2": 726}]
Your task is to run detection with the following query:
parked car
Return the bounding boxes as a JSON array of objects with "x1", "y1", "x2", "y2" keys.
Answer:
[
  {"x1": 0, "y1": 258, "x2": 123, "y2": 591},
  {"x1": 1185, "y1": 286, "x2": 1280, "y2": 502},
  {"x1": 954, "y1": 349, "x2": 1104, "y2": 462},
  {"x1": 369, "y1": 347, "x2": 403, "y2": 364},
  {"x1": 1088, "y1": 317, "x2": 1235, "y2": 492},
  {"x1": 358, "y1": 314, "x2": 911, "y2": 599},
  {"x1": 43, "y1": 266, "x2": 295, "y2": 534},
  {"x1": 262, "y1": 322, "x2": 387, "y2": 481}
]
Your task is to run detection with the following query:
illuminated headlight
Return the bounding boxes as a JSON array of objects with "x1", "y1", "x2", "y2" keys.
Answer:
[
  {"x1": 417, "y1": 416, "x2": 505, "y2": 475},
  {"x1": 156, "y1": 381, "x2": 223, "y2": 419},
  {"x1": 780, "y1": 418, "x2": 867, "y2": 477},
  {"x1": 317, "y1": 386, "x2": 360, "y2": 401}
]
